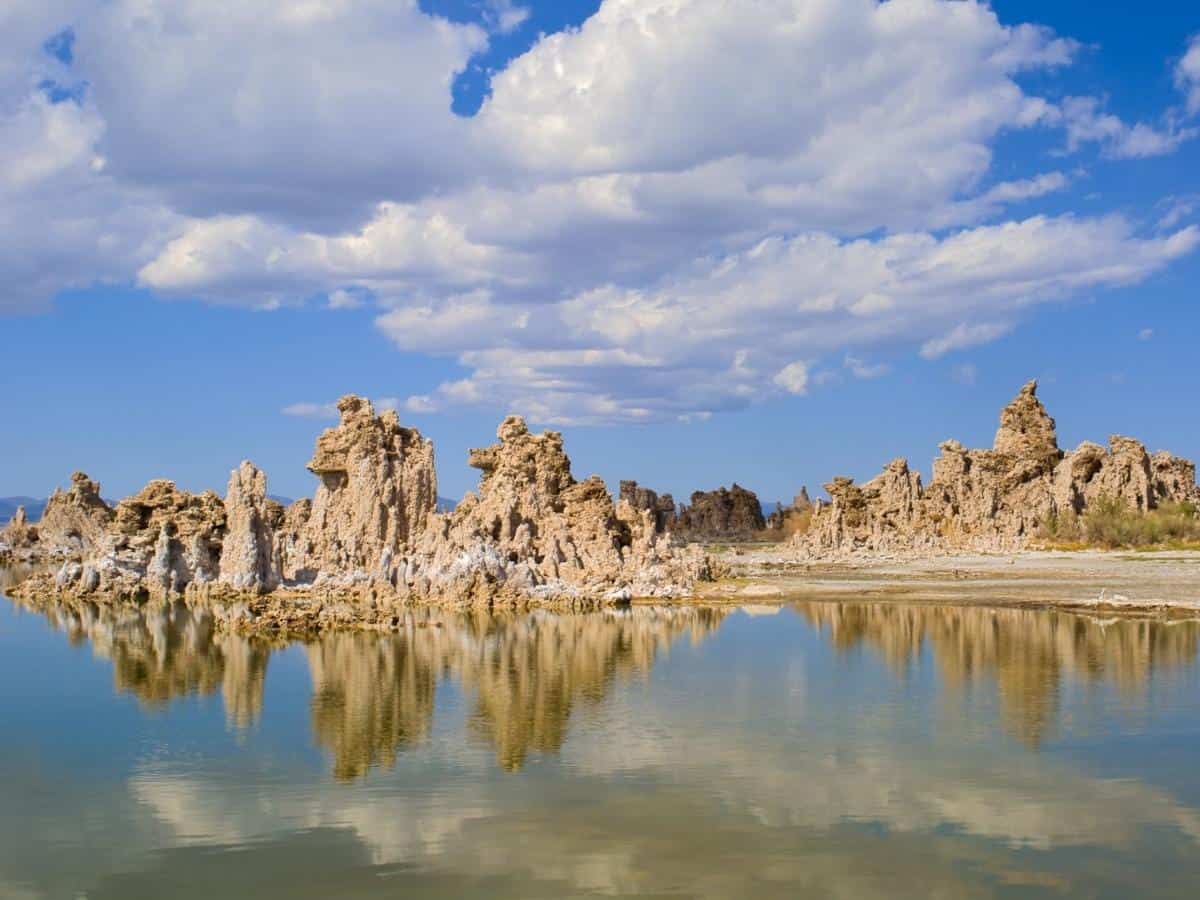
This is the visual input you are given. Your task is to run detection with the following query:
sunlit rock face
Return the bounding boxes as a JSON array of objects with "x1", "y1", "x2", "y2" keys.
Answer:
[
  {"x1": 218, "y1": 461, "x2": 281, "y2": 593},
  {"x1": 35, "y1": 471, "x2": 114, "y2": 556},
  {"x1": 402, "y1": 416, "x2": 715, "y2": 603},
  {"x1": 801, "y1": 380, "x2": 1200, "y2": 555},
  {"x1": 302, "y1": 395, "x2": 438, "y2": 581},
  {"x1": 15, "y1": 397, "x2": 714, "y2": 609}
]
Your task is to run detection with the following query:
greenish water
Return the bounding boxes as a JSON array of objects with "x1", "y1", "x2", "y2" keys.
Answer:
[{"x1": 2, "y1": 582, "x2": 1200, "y2": 898}]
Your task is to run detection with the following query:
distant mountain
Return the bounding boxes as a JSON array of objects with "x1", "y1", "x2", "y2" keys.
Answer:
[
  {"x1": 0, "y1": 497, "x2": 46, "y2": 525},
  {"x1": 437, "y1": 496, "x2": 459, "y2": 513}
]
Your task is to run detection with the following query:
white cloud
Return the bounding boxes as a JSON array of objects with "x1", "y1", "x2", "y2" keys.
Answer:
[
  {"x1": 381, "y1": 216, "x2": 1196, "y2": 423},
  {"x1": 483, "y1": 0, "x2": 531, "y2": 35},
  {"x1": 773, "y1": 362, "x2": 810, "y2": 396},
  {"x1": 73, "y1": 0, "x2": 487, "y2": 229},
  {"x1": 1058, "y1": 95, "x2": 1197, "y2": 159},
  {"x1": 844, "y1": 355, "x2": 890, "y2": 379},
  {"x1": 920, "y1": 322, "x2": 1013, "y2": 360},
  {"x1": 2, "y1": 2, "x2": 1200, "y2": 424},
  {"x1": 1177, "y1": 35, "x2": 1200, "y2": 115}
]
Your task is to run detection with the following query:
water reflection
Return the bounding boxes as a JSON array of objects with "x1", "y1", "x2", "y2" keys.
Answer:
[
  {"x1": 796, "y1": 601, "x2": 1200, "y2": 746},
  {"x1": 7, "y1": 592, "x2": 1200, "y2": 770},
  {"x1": 17, "y1": 597, "x2": 273, "y2": 728},
  {"x1": 4, "y1": 587, "x2": 1200, "y2": 897},
  {"x1": 309, "y1": 607, "x2": 728, "y2": 776}
]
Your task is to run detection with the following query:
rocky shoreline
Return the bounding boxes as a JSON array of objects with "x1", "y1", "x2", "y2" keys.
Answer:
[
  {"x1": 4, "y1": 380, "x2": 1199, "y2": 634},
  {"x1": 2, "y1": 397, "x2": 722, "y2": 626}
]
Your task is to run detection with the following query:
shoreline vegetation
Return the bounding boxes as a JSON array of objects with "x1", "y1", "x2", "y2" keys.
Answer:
[{"x1": 2, "y1": 380, "x2": 1198, "y2": 633}]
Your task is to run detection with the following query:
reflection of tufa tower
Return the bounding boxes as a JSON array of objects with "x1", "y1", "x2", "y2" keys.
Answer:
[
  {"x1": 795, "y1": 602, "x2": 1200, "y2": 747},
  {"x1": 13, "y1": 597, "x2": 271, "y2": 728},
  {"x1": 305, "y1": 606, "x2": 729, "y2": 778}
]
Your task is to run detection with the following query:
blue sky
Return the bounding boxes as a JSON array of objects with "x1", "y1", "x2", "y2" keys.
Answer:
[{"x1": 2, "y1": 1, "x2": 1199, "y2": 505}]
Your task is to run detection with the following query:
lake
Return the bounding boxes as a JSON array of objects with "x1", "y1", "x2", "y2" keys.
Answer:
[{"x1": 2, "y1": 580, "x2": 1199, "y2": 898}]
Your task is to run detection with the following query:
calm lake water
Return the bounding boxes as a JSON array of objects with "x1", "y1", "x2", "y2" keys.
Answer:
[{"x1": 2, "y1": 576, "x2": 1200, "y2": 898}]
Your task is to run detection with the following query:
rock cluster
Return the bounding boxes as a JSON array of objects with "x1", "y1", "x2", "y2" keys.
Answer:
[
  {"x1": 675, "y1": 484, "x2": 766, "y2": 539},
  {"x1": 766, "y1": 487, "x2": 812, "y2": 531},
  {"x1": 801, "y1": 381, "x2": 1200, "y2": 556},
  {"x1": 12, "y1": 397, "x2": 715, "y2": 615},
  {"x1": 619, "y1": 480, "x2": 677, "y2": 533},
  {"x1": 403, "y1": 417, "x2": 714, "y2": 603},
  {"x1": 619, "y1": 479, "x2": 770, "y2": 540}
]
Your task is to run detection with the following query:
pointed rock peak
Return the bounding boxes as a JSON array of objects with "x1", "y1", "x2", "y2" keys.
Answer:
[
  {"x1": 336, "y1": 394, "x2": 373, "y2": 422},
  {"x1": 993, "y1": 379, "x2": 1060, "y2": 460},
  {"x1": 11, "y1": 505, "x2": 27, "y2": 527},
  {"x1": 497, "y1": 415, "x2": 529, "y2": 441}
]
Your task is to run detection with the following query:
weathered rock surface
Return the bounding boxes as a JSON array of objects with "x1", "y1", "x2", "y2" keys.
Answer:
[
  {"x1": 675, "y1": 484, "x2": 765, "y2": 539},
  {"x1": 0, "y1": 505, "x2": 36, "y2": 550},
  {"x1": 302, "y1": 396, "x2": 437, "y2": 579},
  {"x1": 766, "y1": 486, "x2": 812, "y2": 531},
  {"x1": 13, "y1": 398, "x2": 715, "y2": 618},
  {"x1": 402, "y1": 417, "x2": 714, "y2": 603},
  {"x1": 36, "y1": 471, "x2": 113, "y2": 555},
  {"x1": 800, "y1": 381, "x2": 1199, "y2": 556},
  {"x1": 219, "y1": 461, "x2": 281, "y2": 593},
  {"x1": 619, "y1": 480, "x2": 677, "y2": 533}
]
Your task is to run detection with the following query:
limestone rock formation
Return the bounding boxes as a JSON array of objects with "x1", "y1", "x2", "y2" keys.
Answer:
[
  {"x1": 303, "y1": 395, "x2": 437, "y2": 579},
  {"x1": 36, "y1": 471, "x2": 113, "y2": 556},
  {"x1": 0, "y1": 505, "x2": 36, "y2": 550},
  {"x1": 766, "y1": 487, "x2": 812, "y2": 531},
  {"x1": 402, "y1": 416, "x2": 713, "y2": 603},
  {"x1": 619, "y1": 480, "x2": 677, "y2": 533},
  {"x1": 16, "y1": 399, "x2": 715, "y2": 614},
  {"x1": 675, "y1": 484, "x2": 765, "y2": 539},
  {"x1": 801, "y1": 381, "x2": 1199, "y2": 556},
  {"x1": 218, "y1": 461, "x2": 281, "y2": 593}
]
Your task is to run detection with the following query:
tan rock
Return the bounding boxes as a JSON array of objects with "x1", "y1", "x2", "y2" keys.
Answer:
[
  {"x1": 36, "y1": 471, "x2": 113, "y2": 556},
  {"x1": 218, "y1": 461, "x2": 280, "y2": 593},
  {"x1": 304, "y1": 395, "x2": 437, "y2": 579},
  {"x1": 800, "y1": 380, "x2": 1199, "y2": 557},
  {"x1": 404, "y1": 416, "x2": 714, "y2": 602}
]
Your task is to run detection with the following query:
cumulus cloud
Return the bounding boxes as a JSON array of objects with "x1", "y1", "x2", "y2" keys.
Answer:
[
  {"x1": 1058, "y1": 96, "x2": 1197, "y2": 159},
  {"x1": 3, "y1": 2, "x2": 1200, "y2": 422},
  {"x1": 377, "y1": 216, "x2": 1197, "y2": 422},
  {"x1": 1177, "y1": 35, "x2": 1200, "y2": 115}
]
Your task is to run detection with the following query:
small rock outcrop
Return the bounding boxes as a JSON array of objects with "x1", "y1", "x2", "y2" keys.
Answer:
[
  {"x1": 766, "y1": 487, "x2": 812, "y2": 531},
  {"x1": 619, "y1": 480, "x2": 677, "y2": 533},
  {"x1": 218, "y1": 461, "x2": 281, "y2": 593},
  {"x1": 0, "y1": 505, "x2": 37, "y2": 550},
  {"x1": 800, "y1": 381, "x2": 1200, "y2": 556},
  {"x1": 35, "y1": 471, "x2": 113, "y2": 555},
  {"x1": 675, "y1": 484, "x2": 765, "y2": 539}
]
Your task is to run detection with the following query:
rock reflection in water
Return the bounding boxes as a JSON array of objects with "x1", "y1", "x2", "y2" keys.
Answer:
[
  {"x1": 309, "y1": 606, "x2": 729, "y2": 777},
  {"x1": 796, "y1": 601, "x2": 1200, "y2": 746},
  {"x1": 12, "y1": 596, "x2": 272, "y2": 728}
]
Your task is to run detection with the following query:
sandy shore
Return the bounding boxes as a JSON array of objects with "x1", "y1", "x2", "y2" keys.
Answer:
[{"x1": 695, "y1": 544, "x2": 1200, "y2": 616}]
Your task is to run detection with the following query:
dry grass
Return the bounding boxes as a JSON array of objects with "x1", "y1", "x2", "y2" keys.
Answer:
[{"x1": 1038, "y1": 498, "x2": 1200, "y2": 550}]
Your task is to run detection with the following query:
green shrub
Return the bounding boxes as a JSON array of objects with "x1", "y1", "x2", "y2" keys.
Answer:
[{"x1": 1039, "y1": 497, "x2": 1200, "y2": 549}]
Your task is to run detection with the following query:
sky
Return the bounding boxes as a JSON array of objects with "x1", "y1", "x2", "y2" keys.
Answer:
[{"x1": 2, "y1": 0, "x2": 1199, "y2": 506}]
